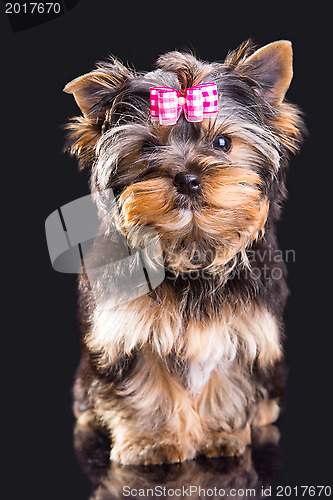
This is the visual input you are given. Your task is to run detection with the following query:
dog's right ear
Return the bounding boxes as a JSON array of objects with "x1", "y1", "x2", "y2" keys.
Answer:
[{"x1": 64, "y1": 58, "x2": 131, "y2": 168}]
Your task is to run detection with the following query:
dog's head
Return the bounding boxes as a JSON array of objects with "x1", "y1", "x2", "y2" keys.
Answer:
[{"x1": 65, "y1": 41, "x2": 304, "y2": 276}]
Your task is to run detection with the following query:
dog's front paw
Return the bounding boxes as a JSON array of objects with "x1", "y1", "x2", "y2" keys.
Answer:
[
  {"x1": 111, "y1": 439, "x2": 191, "y2": 465},
  {"x1": 140, "y1": 443, "x2": 188, "y2": 465},
  {"x1": 201, "y1": 425, "x2": 251, "y2": 458}
]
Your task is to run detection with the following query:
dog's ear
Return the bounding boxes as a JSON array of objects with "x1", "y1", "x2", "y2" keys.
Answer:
[
  {"x1": 245, "y1": 41, "x2": 293, "y2": 104},
  {"x1": 227, "y1": 40, "x2": 293, "y2": 105},
  {"x1": 64, "y1": 58, "x2": 131, "y2": 168},
  {"x1": 245, "y1": 41, "x2": 293, "y2": 105},
  {"x1": 64, "y1": 58, "x2": 131, "y2": 119},
  {"x1": 64, "y1": 71, "x2": 109, "y2": 119}
]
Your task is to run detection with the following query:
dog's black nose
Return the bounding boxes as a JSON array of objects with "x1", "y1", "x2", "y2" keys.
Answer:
[{"x1": 173, "y1": 172, "x2": 201, "y2": 196}]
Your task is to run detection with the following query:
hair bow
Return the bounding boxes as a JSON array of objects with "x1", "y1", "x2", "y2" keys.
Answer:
[{"x1": 150, "y1": 83, "x2": 218, "y2": 125}]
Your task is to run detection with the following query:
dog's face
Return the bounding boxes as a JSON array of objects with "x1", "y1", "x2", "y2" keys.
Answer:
[{"x1": 65, "y1": 41, "x2": 303, "y2": 275}]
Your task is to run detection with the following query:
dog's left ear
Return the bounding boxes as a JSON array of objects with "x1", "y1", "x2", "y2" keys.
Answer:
[{"x1": 244, "y1": 41, "x2": 293, "y2": 105}]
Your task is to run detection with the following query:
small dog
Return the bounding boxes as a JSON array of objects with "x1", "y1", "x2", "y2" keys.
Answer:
[{"x1": 64, "y1": 40, "x2": 304, "y2": 465}]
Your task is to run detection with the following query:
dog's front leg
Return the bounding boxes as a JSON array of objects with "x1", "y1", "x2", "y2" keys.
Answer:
[{"x1": 92, "y1": 346, "x2": 202, "y2": 465}]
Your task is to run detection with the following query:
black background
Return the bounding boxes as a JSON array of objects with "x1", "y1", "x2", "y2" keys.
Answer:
[{"x1": 1, "y1": 2, "x2": 332, "y2": 499}]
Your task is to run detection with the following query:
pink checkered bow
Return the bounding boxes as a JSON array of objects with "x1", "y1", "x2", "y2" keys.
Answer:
[{"x1": 150, "y1": 83, "x2": 218, "y2": 125}]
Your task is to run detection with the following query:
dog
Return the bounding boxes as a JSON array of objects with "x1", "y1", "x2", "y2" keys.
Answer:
[{"x1": 64, "y1": 40, "x2": 305, "y2": 465}]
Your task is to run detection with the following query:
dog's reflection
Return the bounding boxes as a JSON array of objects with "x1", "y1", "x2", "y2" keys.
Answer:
[{"x1": 74, "y1": 421, "x2": 281, "y2": 500}]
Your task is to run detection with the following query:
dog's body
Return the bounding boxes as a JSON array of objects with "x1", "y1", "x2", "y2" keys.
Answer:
[{"x1": 65, "y1": 41, "x2": 304, "y2": 465}]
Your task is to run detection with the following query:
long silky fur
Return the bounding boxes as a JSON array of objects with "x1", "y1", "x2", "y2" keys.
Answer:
[{"x1": 67, "y1": 41, "x2": 305, "y2": 465}]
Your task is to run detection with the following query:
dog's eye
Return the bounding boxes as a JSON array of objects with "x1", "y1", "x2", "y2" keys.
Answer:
[{"x1": 212, "y1": 135, "x2": 232, "y2": 153}]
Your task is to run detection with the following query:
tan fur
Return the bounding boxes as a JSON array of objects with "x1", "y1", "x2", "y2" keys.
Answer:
[
  {"x1": 252, "y1": 399, "x2": 280, "y2": 427},
  {"x1": 65, "y1": 116, "x2": 101, "y2": 167},
  {"x1": 224, "y1": 39, "x2": 254, "y2": 68},
  {"x1": 91, "y1": 346, "x2": 202, "y2": 464},
  {"x1": 87, "y1": 299, "x2": 281, "y2": 464},
  {"x1": 119, "y1": 166, "x2": 269, "y2": 275},
  {"x1": 270, "y1": 102, "x2": 305, "y2": 154}
]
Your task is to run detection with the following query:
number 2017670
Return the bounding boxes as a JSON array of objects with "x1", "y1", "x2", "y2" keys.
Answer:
[
  {"x1": 276, "y1": 485, "x2": 332, "y2": 497},
  {"x1": 5, "y1": 3, "x2": 61, "y2": 14}
]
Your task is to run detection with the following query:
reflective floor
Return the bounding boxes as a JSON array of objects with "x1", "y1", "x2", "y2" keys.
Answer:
[{"x1": 74, "y1": 423, "x2": 281, "y2": 499}]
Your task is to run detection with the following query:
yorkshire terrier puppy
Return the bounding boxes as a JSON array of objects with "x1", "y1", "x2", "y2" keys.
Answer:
[{"x1": 64, "y1": 40, "x2": 304, "y2": 465}]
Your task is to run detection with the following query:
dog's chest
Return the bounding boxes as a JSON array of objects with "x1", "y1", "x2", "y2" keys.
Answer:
[
  {"x1": 180, "y1": 307, "x2": 282, "y2": 395},
  {"x1": 90, "y1": 297, "x2": 282, "y2": 394},
  {"x1": 186, "y1": 355, "x2": 223, "y2": 395},
  {"x1": 182, "y1": 320, "x2": 237, "y2": 394}
]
